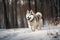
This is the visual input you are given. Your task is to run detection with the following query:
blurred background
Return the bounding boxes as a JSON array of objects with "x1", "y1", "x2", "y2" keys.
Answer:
[{"x1": 0, "y1": 0, "x2": 60, "y2": 29}]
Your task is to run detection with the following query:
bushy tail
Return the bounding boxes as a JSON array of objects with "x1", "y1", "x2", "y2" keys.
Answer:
[{"x1": 36, "y1": 12, "x2": 42, "y2": 19}]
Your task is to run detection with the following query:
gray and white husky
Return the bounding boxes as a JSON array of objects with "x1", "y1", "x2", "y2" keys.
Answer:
[{"x1": 26, "y1": 10, "x2": 43, "y2": 31}]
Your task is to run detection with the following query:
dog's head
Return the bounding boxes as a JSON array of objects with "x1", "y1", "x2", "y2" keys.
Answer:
[{"x1": 26, "y1": 10, "x2": 35, "y2": 21}]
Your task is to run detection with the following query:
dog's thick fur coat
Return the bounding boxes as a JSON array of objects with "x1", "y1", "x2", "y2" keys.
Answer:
[{"x1": 26, "y1": 10, "x2": 43, "y2": 31}]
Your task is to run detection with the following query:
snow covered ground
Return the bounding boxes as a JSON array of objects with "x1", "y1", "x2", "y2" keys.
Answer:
[{"x1": 0, "y1": 27, "x2": 60, "y2": 40}]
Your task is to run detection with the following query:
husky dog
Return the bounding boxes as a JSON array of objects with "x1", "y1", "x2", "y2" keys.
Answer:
[{"x1": 26, "y1": 10, "x2": 43, "y2": 31}]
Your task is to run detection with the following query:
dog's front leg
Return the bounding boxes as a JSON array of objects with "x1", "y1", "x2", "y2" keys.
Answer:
[{"x1": 31, "y1": 26, "x2": 35, "y2": 31}]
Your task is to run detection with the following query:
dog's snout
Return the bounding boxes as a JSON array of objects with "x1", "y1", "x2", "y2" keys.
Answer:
[
  {"x1": 27, "y1": 17, "x2": 31, "y2": 20},
  {"x1": 27, "y1": 17, "x2": 29, "y2": 18}
]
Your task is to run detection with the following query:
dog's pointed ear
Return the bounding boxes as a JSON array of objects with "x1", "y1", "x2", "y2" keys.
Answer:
[
  {"x1": 30, "y1": 10, "x2": 34, "y2": 15},
  {"x1": 27, "y1": 10, "x2": 29, "y2": 13},
  {"x1": 30, "y1": 10, "x2": 33, "y2": 12}
]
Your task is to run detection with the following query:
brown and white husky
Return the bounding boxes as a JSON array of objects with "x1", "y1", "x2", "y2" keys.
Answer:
[{"x1": 26, "y1": 10, "x2": 43, "y2": 31}]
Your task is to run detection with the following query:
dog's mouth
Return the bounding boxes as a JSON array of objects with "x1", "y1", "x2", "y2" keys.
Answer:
[
  {"x1": 27, "y1": 17, "x2": 34, "y2": 22},
  {"x1": 27, "y1": 17, "x2": 31, "y2": 20}
]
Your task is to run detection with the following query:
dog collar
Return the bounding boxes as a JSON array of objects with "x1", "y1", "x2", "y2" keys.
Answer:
[{"x1": 30, "y1": 18, "x2": 34, "y2": 22}]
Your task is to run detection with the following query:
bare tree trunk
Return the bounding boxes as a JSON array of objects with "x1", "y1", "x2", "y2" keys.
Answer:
[
  {"x1": 0, "y1": 0, "x2": 5, "y2": 28},
  {"x1": 17, "y1": 0, "x2": 22, "y2": 28},
  {"x1": 34, "y1": 0, "x2": 37, "y2": 13},
  {"x1": 3, "y1": 0, "x2": 10, "y2": 28},
  {"x1": 13, "y1": 0, "x2": 17, "y2": 28}
]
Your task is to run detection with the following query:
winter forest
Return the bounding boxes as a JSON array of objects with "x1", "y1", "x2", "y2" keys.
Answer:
[
  {"x1": 0, "y1": 0, "x2": 60, "y2": 40},
  {"x1": 0, "y1": 0, "x2": 60, "y2": 28}
]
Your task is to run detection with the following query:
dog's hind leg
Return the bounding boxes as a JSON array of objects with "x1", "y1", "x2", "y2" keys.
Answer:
[
  {"x1": 37, "y1": 23, "x2": 42, "y2": 30},
  {"x1": 37, "y1": 24, "x2": 41, "y2": 30}
]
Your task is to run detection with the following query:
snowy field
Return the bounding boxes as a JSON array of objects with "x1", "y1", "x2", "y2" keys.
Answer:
[{"x1": 0, "y1": 26, "x2": 60, "y2": 40}]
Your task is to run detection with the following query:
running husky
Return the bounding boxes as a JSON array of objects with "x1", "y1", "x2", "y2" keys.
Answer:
[{"x1": 26, "y1": 10, "x2": 43, "y2": 31}]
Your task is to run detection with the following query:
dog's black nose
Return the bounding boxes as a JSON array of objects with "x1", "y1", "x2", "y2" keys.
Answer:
[{"x1": 27, "y1": 17, "x2": 31, "y2": 20}]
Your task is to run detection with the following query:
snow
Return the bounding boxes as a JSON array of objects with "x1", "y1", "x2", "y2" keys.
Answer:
[{"x1": 0, "y1": 27, "x2": 60, "y2": 40}]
